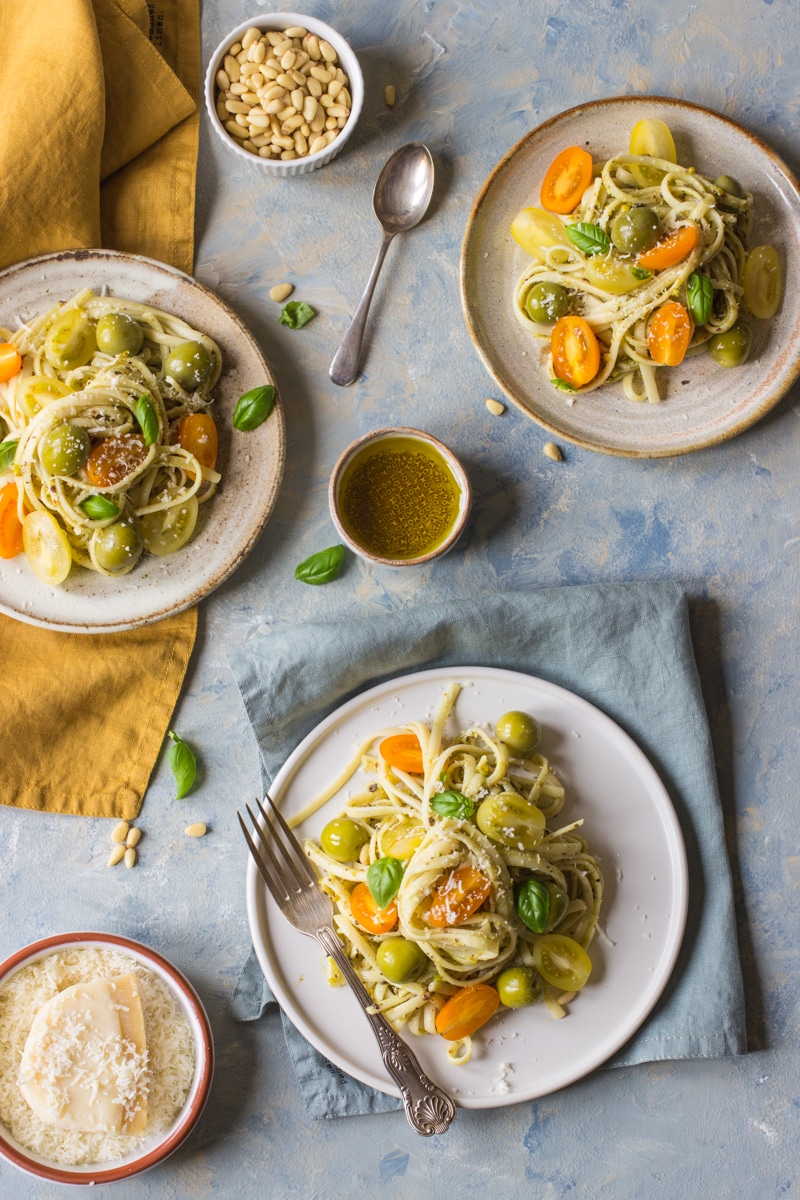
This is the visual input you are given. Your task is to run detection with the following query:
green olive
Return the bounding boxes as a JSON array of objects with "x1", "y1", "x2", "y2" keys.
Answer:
[
  {"x1": 165, "y1": 341, "x2": 213, "y2": 390},
  {"x1": 92, "y1": 518, "x2": 143, "y2": 573},
  {"x1": 707, "y1": 320, "x2": 752, "y2": 368},
  {"x1": 495, "y1": 711, "x2": 541, "y2": 756},
  {"x1": 320, "y1": 818, "x2": 369, "y2": 863},
  {"x1": 39, "y1": 422, "x2": 91, "y2": 476},
  {"x1": 610, "y1": 206, "x2": 662, "y2": 255},
  {"x1": 476, "y1": 792, "x2": 546, "y2": 850},
  {"x1": 96, "y1": 312, "x2": 144, "y2": 356},
  {"x1": 714, "y1": 175, "x2": 744, "y2": 198},
  {"x1": 496, "y1": 966, "x2": 543, "y2": 1008},
  {"x1": 524, "y1": 282, "x2": 570, "y2": 325},
  {"x1": 376, "y1": 938, "x2": 428, "y2": 984},
  {"x1": 44, "y1": 309, "x2": 97, "y2": 371}
]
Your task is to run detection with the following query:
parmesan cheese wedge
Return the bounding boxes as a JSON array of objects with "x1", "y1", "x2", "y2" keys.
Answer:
[{"x1": 18, "y1": 973, "x2": 148, "y2": 1135}]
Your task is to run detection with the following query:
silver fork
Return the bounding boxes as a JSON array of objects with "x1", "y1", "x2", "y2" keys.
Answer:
[{"x1": 239, "y1": 794, "x2": 456, "y2": 1136}]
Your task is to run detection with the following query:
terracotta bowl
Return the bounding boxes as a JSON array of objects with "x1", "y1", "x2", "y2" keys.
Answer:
[{"x1": 0, "y1": 932, "x2": 213, "y2": 1186}]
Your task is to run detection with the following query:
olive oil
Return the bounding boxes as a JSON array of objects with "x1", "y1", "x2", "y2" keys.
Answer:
[{"x1": 339, "y1": 436, "x2": 462, "y2": 560}]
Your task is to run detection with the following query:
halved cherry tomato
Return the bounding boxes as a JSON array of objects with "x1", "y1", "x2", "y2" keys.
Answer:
[
  {"x1": 434, "y1": 983, "x2": 500, "y2": 1041},
  {"x1": 540, "y1": 147, "x2": 593, "y2": 215},
  {"x1": 0, "y1": 343, "x2": 22, "y2": 383},
  {"x1": 551, "y1": 315, "x2": 601, "y2": 387},
  {"x1": 628, "y1": 118, "x2": 677, "y2": 188},
  {"x1": 350, "y1": 882, "x2": 398, "y2": 934},
  {"x1": 637, "y1": 225, "x2": 698, "y2": 272},
  {"x1": 426, "y1": 865, "x2": 492, "y2": 928},
  {"x1": 379, "y1": 734, "x2": 424, "y2": 774},
  {"x1": 647, "y1": 301, "x2": 694, "y2": 366},
  {"x1": 531, "y1": 933, "x2": 592, "y2": 991},
  {"x1": 178, "y1": 413, "x2": 218, "y2": 469},
  {"x1": 85, "y1": 433, "x2": 148, "y2": 488},
  {"x1": 0, "y1": 483, "x2": 23, "y2": 558}
]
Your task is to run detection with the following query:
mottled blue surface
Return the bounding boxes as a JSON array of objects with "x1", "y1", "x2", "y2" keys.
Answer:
[{"x1": 2, "y1": 0, "x2": 800, "y2": 1195}]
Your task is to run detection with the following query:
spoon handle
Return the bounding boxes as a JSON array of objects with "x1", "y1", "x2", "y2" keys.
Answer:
[{"x1": 329, "y1": 231, "x2": 395, "y2": 386}]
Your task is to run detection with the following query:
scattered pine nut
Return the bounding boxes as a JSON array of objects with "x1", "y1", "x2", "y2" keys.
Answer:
[
  {"x1": 185, "y1": 823, "x2": 207, "y2": 838},
  {"x1": 124, "y1": 847, "x2": 137, "y2": 868},
  {"x1": 384, "y1": 84, "x2": 396, "y2": 107},
  {"x1": 485, "y1": 398, "x2": 505, "y2": 416},
  {"x1": 543, "y1": 442, "x2": 563, "y2": 461},
  {"x1": 111, "y1": 821, "x2": 129, "y2": 843},
  {"x1": 126, "y1": 827, "x2": 142, "y2": 848},
  {"x1": 107, "y1": 845, "x2": 126, "y2": 867}
]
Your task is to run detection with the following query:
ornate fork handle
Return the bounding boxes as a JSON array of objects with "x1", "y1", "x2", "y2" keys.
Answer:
[{"x1": 315, "y1": 927, "x2": 456, "y2": 1136}]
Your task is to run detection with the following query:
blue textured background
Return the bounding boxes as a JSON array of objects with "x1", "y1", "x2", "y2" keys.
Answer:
[{"x1": 2, "y1": 0, "x2": 799, "y2": 1195}]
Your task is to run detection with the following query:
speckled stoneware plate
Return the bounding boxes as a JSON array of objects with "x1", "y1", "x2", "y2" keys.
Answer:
[
  {"x1": 0, "y1": 250, "x2": 285, "y2": 632},
  {"x1": 461, "y1": 95, "x2": 800, "y2": 457},
  {"x1": 246, "y1": 667, "x2": 688, "y2": 1108}
]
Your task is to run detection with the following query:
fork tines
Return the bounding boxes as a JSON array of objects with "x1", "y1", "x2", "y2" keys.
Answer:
[{"x1": 238, "y1": 794, "x2": 318, "y2": 902}]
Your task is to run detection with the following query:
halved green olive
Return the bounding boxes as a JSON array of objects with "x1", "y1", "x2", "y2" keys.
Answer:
[
  {"x1": 165, "y1": 341, "x2": 213, "y2": 389},
  {"x1": 320, "y1": 817, "x2": 369, "y2": 863},
  {"x1": 496, "y1": 966, "x2": 543, "y2": 1008},
  {"x1": 39, "y1": 422, "x2": 91, "y2": 476},
  {"x1": 524, "y1": 282, "x2": 570, "y2": 325},
  {"x1": 743, "y1": 245, "x2": 782, "y2": 320},
  {"x1": 708, "y1": 321, "x2": 752, "y2": 368},
  {"x1": 92, "y1": 518, "x2": 143, "y2": 573},
  {"x1": 44, "y1": 309, "x2": 97, "y2": 370},
  {"x1": 476, "y1": 792, "x2": 546, "y2": 850},
  {"x1": 714, "y1": 175, "x2": 744, "y2": 198},
  {"x1": 610, "y1": 206, "x2": 662, "y2": 255},
  {"x1": 376, "y1": 938, "x2": 428, "y2": 984},
  {"x1": 495, "y1": 711, "x2": 541, "y2": 756},
  {"x1": 96, "y1": 312, "x2": 144, "y2": 356}
]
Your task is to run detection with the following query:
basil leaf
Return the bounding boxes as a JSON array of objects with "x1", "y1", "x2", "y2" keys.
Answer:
[
  {"x1": 278, "y1": 301, "x2": 316, "y2": 329},
  {"x1": 134, "y1": 394, "x2": 158, "y2": 446},
  {"x1": 687, "y1": 271, "x2": 713, "y2": 326},
  {"x1": 550, "y1": 378, "x2": 577, "y2": 392},
  {"x1": 166, "y1": 730, "x2": 197, "y2": 799},
  {"x1": 367, "y1": 856, "x2": 404, "y2": 908},
  {"x1": 295, "y1": 544, "x2": 345, "y2": 585},
  {"x1": 430, "y1": 790, "x2": 475, "y2": 820},
  {"x1": 232, "y1": 385, "x2": 275, "y2": 431},
  {"x1": 630, "y1": 266, "x2": 652, "y2": 280},
  {"x1": 565, "y1": 222, "x2": 610, "y2": 256},
  {"x1": 0, "y1": 440, "x2": 19, "y2": 472},
  {"x1": 80, "y1": 495, "x2": 120, "y2": 520},
  {"x1": 515, "y1": 879, "x2": 551, "y2": 933}
]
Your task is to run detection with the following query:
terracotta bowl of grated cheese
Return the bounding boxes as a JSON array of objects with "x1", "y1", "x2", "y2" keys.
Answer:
[{"x1": 0, "y1": 932, "x2": 213, "y2": 1185}]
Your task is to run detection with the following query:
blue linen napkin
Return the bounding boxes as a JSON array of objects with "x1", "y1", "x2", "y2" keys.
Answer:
[{"x1": 228, "y1": 582, "x2": 746, "y2": 1119}]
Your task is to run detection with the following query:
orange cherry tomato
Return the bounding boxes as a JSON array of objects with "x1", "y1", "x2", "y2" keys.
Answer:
[
  {"x1": 637, "y1": 224, "x2": 698, "y2": 271},
  {"x1": 178, "y1": 413, "x2": 218, "y2": 470},
  {"x1": 85, "y1": 434, "x2": 148, "y2": 488},
  {"x1": 379, "y1": 734, "x2": 424, "y2": 774},
  {"x1": 551, "y1": 315, "x2": 601, "y2": 387},
  {"x1": 435, "y1": 983, "x2": 500, "y2": 1041},
  {"x1": 647, "y1": 301, "x2": 694, "y2": 366},
  {"x1": 0, "y1": 483, "x2": 24, "y2": 559},
  {"x1": 0, "y1": 343, "x2": 22, "y2": 383},
  {"x1": 540, "y1": 146, "x2": 593, "y2": 215},
  {"x1": 426, "y1": 865, "x2": 492, "y2": 928},
  {"x1": 350, "y1": 882, "x2": 398, "y2": 934}
]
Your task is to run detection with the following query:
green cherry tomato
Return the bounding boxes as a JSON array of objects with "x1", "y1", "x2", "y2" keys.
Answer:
[
  {"x1": 524, "y1": 282, "x2": 570, "y2": 325},
  {"x1": 742, "y1": 245, "x2": 782, "y2": 320},
  {"x1": 714, "y1": 175, "x2": 744, "y2": 198},
  {"x1": 44, "y1": 309, "x2": 97, "y2": 370},
  {"x1": 165, "y1": 341, "x2": 214, "y2": 389},
  {"x1": 39, "y1": 422, "x2": 91, "y2": 476},
  {"x1": 96, "y1": 312, "x2": 144, "y2": 356},
  {"x1": 476, "y1": 792, "x2": 546, "y2": 851},
  {"x1": 708, "y1": 320, "x2": 753, "y2": 368},
  {"x1": 376, "y1": 938, "x2": 428, "y2": 984},
  {"x1": 92, "y1": 518, "x2": 143, "y2": 573},
  {"x1": 140, "y1": 495, "x2": 199, "y2": 556},
  {"x1": 496, "y1": 966, "x2": 543, "y2": 1008},
  {"x1": 531, "y1": 933, "x2": 592, "y2": 991},
  {"x1": 320, "y1": 817, "x2": 369, "y2": 863},
  {"x1": 495, "y1": 711, "x2": 541, "y2": 755},
  {"x1": 610, "y1": 206, "x2": 662, "y2": 255}
]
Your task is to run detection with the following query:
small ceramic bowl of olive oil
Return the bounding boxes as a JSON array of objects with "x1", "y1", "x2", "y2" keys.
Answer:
[{"x1": 329, "y1": 427, "x2": 471, "y2": 567}]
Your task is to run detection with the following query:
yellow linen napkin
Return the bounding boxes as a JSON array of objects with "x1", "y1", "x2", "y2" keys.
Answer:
[{"x1": 0, "y1": 0, "x2": 201, "y2": 818}]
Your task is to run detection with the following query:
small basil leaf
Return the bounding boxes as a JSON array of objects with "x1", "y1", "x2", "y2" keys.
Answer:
[
  {"x1": 367, "y1": 856, "x2": 404, "y2": 908},
  {"x1": 565, "y1": 222, "x2": 610, "y2": 256},
  {"x1": 80, "y1": 495, "x2": 120, "y2": 520},
  {"x1": 0, "y1": 440, "x2": 19, "y2": 471},
  {"x1": 295, "y1": 544, "x2": 345, "y2": 585},
  {"x1": 134, "y1": 394, "x2": 159, "y2": 446},
  {"x1": 430, "y1": 790, "x2": 475, "y2": 820},
  {"x1": 166, "y1": 730, "x2": 197, "y2": 799},
  {"x1": 550, "y1": 378, "x2": 577, "y2": 392},
  {"x1": 232, "y1": 385, "x2": 275, "y2": 431},
  {"x1": 630, "y1": 266, "x2": 652, "y2": 280},
  {"x1": 515, "y1": 879, "x2": 551, "y2": 933},
  {"x1": 687, "y1": 271, "x2": 713, "y2": 326},
  {"x1": 278, "y1": 301, "x2": 316, "y2": 329}
]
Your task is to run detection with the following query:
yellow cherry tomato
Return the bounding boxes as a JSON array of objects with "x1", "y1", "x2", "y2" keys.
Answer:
[
  {"x1": 742, "y1": 245, "x2": 782, "y2": 319},
  {"x1": 628, "y1": 118, "x2": 677, "y2": 187},
  {"x1": 23, "y1": 510, "x2": 72, "y2": 585},
  {"x1": 532, "y1": 934, "x2": 592, "y2": 991}
]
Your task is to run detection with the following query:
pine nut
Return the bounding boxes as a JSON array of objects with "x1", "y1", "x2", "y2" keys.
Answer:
[
  {"x1": 281, "y1": 50, "x2": 296, "y2": 70},
  {"x1": 291, "y1": 87, "x2": 305, "y2": 110},
  {"x1": 266, "y1": 31, "x2": 283, "y2": 45},
  {"x1": 251, "y1": 133, "x2": 271, "y2": 147},
  {"x1": 320, "y1": 93, "x2": 334, "y2": 109},
  {"x1": 225, "y1": 120, "x2": 248, "y2": 138},
  {"x1": 303, "y1": 95, "x2": 317, "y2": 122},
  {"x1": 185, "y1": 823, "x2": 207, "y2": 837},
  {"x1": 325, "y1": 116, "x2": 338, "y2": 130},
  {"x1": 328, "y1": 80, "x2": 342, "y2": 100},
  {"x1": 111, "y1": 820, "x2": 129, "y2": 843},
  {"x1": 236, "y1": 50, "x2": 248, "y2": 64},
  {"x1": 270, "y1": 283, "x2": 294, "y2": 303},
  {"x1": 241, "y1": 26, "x2": 261, "y2": 50},
  {"x1": 306, "y1": 34, "x2": 321, "y2": 60},
  {"x1": 225, "y1": 100, "x2": 250, "y2": 114},
  {"x1": 309, "y1": 134, "x2": 327, "y2": 155},
  {"x1": 107, "y1": 845, "x2": 126, "y2": 867},
  {"x1": 216, "y1": 69, "x2": 230, "y2": 90},
  {"x1": 259, "y1": 146, "x2": 274, "y2": 158},
  {"x1": 249, "y1": 71, "x2": 265, "y2": 89},
  {"x1": 261, "y1": 64, "x2": 279, "y2": 80},
  {"x1": 328, "y1": 104, "x2": 349, "y2": 118},
  {"x1": 274, "y1": 39, "x2": 293, "y2": 57},
  {"x1": 543, "y1": 442, "x2": 564, "y2": 461},
  {"x1": 243, "y1": 139, "x2": 257, "y2": 153},
  {"x1": 285, "y1": 25, "x2": 307, "y2": 37},
  {"x1": 249, "y1": 113, "x2": 271, "y2": 128},
  {"x1": 223, "y1": 55, "x2": 240, "y2": 82},
  {"x1": 335, "y1": 114, "x2": 347, "y2": 128},
  {"x1": 264, "y1": 98, "x2": 284, "y2": 115},
  {"x1": 276, "y1": 72, "x2": 295, "y2": 89},
  {"x1": 241, "y1": 91, "x2": 259, "y2": 105},
  {"x1": 277, "y1": 104, "x2": 296, "y2": 119},
  {"x1": 301, "y1": 122, "x2": 311, "y2": 136},
  {"x1": 294, "y1": 50, "x2": 309, "y2": 69},
  {"x1": 319, "y1": 39, "x2": 337, "y2": 62},
  {"x1": 280, "y1": 150, "x2": 297, "y2": 160},
  {"x1": 289, "y1": 68, "x2": 307, "y2": 86},
  {"x1": 126, "y1": 827, "x2": 142, "y2": 848},
  {"x1": 124, "y1": 847, "x2": 137, "y2": 868},
  {"x1": 310, "y1": 66, "x2": 332, "y2": 84},
  {"x1": 216, "y1": 102, "x2": 228, "y2": 122},
  {"x1": 230, "y1": 42, "x2": 242, "y2": 56},
  {"x1": 307, "y1": 76, "x2": 322, "y2": 98},
  {"x1": 294, "y1": 132, "x2": 308, "y2": 155},
  {"x1": 485, "y1": 398, "x2": 505, "y2": 416},
  {"x1": 269, "y1": 116, "x2": 282, "y2": 134},
  {"x1": 262, "y1": 84, "x2": 286, "y2": 101},
  {"x1": 272, "y1": 134, "x2": 294, "y2": 149},
  {"x1": 251, "y1": 42, "x2": 267, "y2": 63},
  {"x1": 310, "y1": 111, "x2": 326, "y2": 133},
  {"x1": 235, "y1": 113, "x2": 249, "y2": 126},
  {"x1": 281, "y1": 113, "x2": 305, "y2": 132},
  {"x1": 385, "y1": 84, "x2": 396, "y2": 107},
  {"x1": 324, "y1": 129, "x2": 339, "y2": 144},
  {"x1": 229, "y1": 81, "x2": 248, "y2": 95},
  {"x1": 340, "y1": 87, "x2": 352, "y2": 108}
]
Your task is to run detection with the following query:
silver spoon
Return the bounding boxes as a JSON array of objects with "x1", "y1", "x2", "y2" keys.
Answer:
[{"x1": 329, "y1": 143, "x2": 435, "y2": 387}]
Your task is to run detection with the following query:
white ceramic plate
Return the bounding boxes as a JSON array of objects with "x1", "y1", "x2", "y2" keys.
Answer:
[
  {"x1": 461, "y1": 96, "x2": 800, "y2": 457},
  {"x1": 0, "y1": 250, "x2": 285, "y2": 632},
  {"x1": 246, "y1": 666, "x2": 688, "y2": 1108}
]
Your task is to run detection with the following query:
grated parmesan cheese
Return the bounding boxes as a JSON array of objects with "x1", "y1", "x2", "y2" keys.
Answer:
[{"x1": 0, "y1": 948, "x2": 195, "y2": 1166}]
